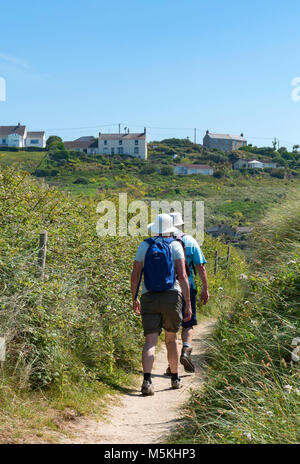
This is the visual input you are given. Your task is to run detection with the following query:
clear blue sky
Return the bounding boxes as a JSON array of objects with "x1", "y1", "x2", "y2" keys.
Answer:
[{"x1": 1, "y1": 0, "x2": 300, "y2": 149}]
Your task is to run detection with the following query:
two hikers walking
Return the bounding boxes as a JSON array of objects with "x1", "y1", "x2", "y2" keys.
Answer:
[{"x1": 131, "y1": 213, "x2": 209, "y2": 396}]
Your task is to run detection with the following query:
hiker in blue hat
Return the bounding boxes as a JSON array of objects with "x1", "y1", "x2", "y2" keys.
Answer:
[{"x1": 131, "y1": 213, "x2": 192, "y2": 396}]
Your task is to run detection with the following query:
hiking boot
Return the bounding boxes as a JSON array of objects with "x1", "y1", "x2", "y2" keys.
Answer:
[
  {"x1": 171, "y1": 378, "x2": 183, "y2": 390},
  {"x1": 164, "y1": 365, "x2": 171, "y2": 376},
  {"x1": 141, "y1": 380, "x2": 154, "y2": 396},
  {"x1": 180, "y1": 347, "x2": 195, "y2": 373}
]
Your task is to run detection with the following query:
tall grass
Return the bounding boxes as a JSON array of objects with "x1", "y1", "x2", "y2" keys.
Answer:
[
  {"x1": 0, "y1": 167, "x2": 245, "y2": 442},
  {"x1": 170, "y1": 190, "x2": 300, "y2": 444}
]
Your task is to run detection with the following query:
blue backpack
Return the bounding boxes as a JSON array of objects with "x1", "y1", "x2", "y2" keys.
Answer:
[{"x1": 134, "y1": 238, "x2": 176, "y2": 299}]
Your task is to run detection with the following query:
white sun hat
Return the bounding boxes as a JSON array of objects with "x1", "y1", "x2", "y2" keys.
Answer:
[
  {"x1": 148, "y1": 213, "x2": 178, "y2": 235},
  {"x1": 169, "y1": 212, "x2": 184, "y2": 227}
]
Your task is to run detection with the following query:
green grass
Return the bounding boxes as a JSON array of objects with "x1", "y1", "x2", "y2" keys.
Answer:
[
  {"x1": 169, "y1": 191, "x2": 300, "y2": 444},
  {"x1": 0, "y1": 166, "x2": 246, "y2": 442}
]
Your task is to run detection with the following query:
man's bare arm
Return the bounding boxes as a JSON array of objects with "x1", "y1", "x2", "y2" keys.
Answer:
[
  {"x1": 196, "y1": 263, "x2": 209, "y2": 305},
  {"x1": 131, "y1": 260, "x2": 143, "y2": 315},
  {"x1": 175, "y1": 258, "x2": 192, "y2": 321}
]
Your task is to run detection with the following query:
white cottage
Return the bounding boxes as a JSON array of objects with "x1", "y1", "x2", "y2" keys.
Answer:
[
  {"x1": 98, "y1": 129, "x2": 147, "y2": 160},
  {"x1": 174, "y1": 164, "x2": 214, "y2": 175},
  {"x1": 0, "y1": 124, "x2": 46, "y2": 148}
]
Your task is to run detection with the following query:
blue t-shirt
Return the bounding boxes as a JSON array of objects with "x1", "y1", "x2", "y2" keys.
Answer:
[{"x1": 175, "y1": 233, "x2": 206, "y2": 289}]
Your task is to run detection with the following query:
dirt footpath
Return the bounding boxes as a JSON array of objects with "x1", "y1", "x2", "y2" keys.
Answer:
[{"x1": 63, "y1": 318, "x2": 215, "y2": 444}]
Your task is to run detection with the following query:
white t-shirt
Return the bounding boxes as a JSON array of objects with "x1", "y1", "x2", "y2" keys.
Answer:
[{"x1": 134, "y1": 237, "x2": 184, "y2": 295}]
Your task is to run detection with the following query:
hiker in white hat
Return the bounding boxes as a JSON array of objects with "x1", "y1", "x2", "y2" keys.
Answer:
[
  {"x1": 130, "y1": 213, "x2": 192, "y2": 396},
  {"x1": 164, "y1": 211, "x2": 209, "y2": 375}
]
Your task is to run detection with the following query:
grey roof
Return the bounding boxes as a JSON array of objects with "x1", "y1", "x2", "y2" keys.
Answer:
[
  {"x1": 206, "y1": 132, "x2": 247, "y2": 142},
  {"x1": 99, "y1": 133, "x2": 146, "y2": 140},
  {"x1": 64, "y1": 140, "x2": 97, "y2": 150},
  {"x1": 0, "y1": 125, "x2": 26, "y2": 137},
  {"x1": 27, "y1": 131, "x2": 45, "y2": 137},
  {"x1": 74, "y1": 136, "x2": 95, "y2": 142}
]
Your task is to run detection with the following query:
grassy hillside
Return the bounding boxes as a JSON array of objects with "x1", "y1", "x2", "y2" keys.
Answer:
[
  {"x1": 0, "y1": 167, "x2": 246, "y2": 443},
  {"x1": 170, "y1": 190, "x2": 300, "y2": 444},
  {"x1": 0, "y1": 147, "x2": 297, "y2": 232}
]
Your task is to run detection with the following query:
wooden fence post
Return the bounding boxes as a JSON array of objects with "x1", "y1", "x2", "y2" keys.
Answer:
[
  {"x1": 226, "y1": 246, "x2": 230, "y2": 268},
  {"x1": 38, "y1": 230, "x2": 48, "y2": 279},
  {"x1": 0, "y1": 337, "x2": 6, "y2": 373},
  {"x1": 214, "y1": 250, "x2": 218, "y2": 275}
]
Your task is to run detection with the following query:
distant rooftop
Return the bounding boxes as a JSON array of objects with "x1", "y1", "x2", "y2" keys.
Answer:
[
  {"x1": 74, "y1": 136, "x2": 95, "y2": 142},
  {"x1": 64, "y1": 139, "x2": 97, "y2": 150},
  {"x1": 27, "y1": 131, "x2": 45, "y2": 137},
  {"x1": 99, "y1": 132, "x2": 146, "y2": 140},
  {"x1": 0, "y1": 124, "x2": 26, "y2": 137},
  {"x1": 205, "y1": 131, "x2": 246, "y2": 142}
]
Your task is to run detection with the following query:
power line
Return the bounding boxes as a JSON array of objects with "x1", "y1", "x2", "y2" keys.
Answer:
[{"x1": 43, "y1": 122, "x2": 298, "y2": 147}]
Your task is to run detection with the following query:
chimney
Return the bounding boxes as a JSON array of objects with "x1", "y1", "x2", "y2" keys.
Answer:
[
  {"x1": 240, "y1": 133, "x2": 244, "y2": 137},
  {"x1": 128, "y1": 128, "x2": 130, "y2": 134},
  {"x1": 18, "y1": 122, "x2": 21, "y2": 126},
  {"x1": 206, "y1": 130, "x2": 209, "y2": 134},
  {"x1": 144, "y1": 127, "x2": 146, "y2": 136}
]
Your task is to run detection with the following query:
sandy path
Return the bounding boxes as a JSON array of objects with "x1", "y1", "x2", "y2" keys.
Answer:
[{"x1": 63, "y1": 318, "x2": 215, "y2": 444}]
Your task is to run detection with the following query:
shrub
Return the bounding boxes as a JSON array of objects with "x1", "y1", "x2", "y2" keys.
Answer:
[
  {"x1": 73, "y1": 177, "x2": 90, "y2": 184},
  {"x1": 161, "y1": 166, "x2": 174, "y2": 176},
  {"x1": 270, "y1": 169, "x2": 285, "y2": 179}
]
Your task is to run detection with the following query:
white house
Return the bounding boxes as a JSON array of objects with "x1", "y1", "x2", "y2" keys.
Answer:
[
  {"x1": 98, "y1": 129, "x2": 147, "y2": 160},
  {"x1": 233, "y1": 159, "x2": 277, "y2": 170},
  {"x1": 25, "y1": 131, "x2": 46, "y2": 148},
  {"x1": 174, "y1": 164, "x2": 214, "y2": 175},
  {"x1": 0, "y1": 124, "x2": 46, "y2": 148},
  {"x1": 248, "y1": 160, "x2": 264, "y2": 169}
]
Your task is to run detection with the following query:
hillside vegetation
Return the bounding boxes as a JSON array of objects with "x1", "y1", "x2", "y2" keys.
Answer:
[
  {"x1": 0, "y1": 167, "x2": 245, "y2": 442},
  {"x1": 170, "y1": 190, "x2": 300, "y2": 444},
  {"x1": 0, "y1": 145, "x2": 297, "y2": 232}
]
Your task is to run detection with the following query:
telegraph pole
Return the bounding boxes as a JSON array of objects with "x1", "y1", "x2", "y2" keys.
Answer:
[
  {"x1": 194, "y1": 128, "x2": 197, "y2": 144},
  {"x1": 118, "y1": 123, "x2": 121, "y2": 134}
]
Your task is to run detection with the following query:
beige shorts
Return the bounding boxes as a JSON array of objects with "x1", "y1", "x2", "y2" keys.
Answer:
[{"x1": 140, "y1": 290, "x2": 183, "y2": 336}]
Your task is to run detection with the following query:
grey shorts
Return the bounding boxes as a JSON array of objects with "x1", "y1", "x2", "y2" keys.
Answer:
[{"x1": 140, "y1": 290, "x2": 183, "y2": 336}]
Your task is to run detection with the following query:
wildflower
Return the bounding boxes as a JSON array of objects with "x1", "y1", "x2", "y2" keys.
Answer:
[
  {"x1": 250, "y1": 319, "x2": 258, "y2": 327},
  {"x1": 243, "y1": 432, "x2": 252, "y2": 441},
  {"x1": 291, "y1": 337, "x2": 300, "y2": 346},
  {"x1": 287, "y1": 260, "x2": 296, "y2": 265},
  {"x1": 266, "y1": 410, "x2": 273, "y2": 417},
  {"x1": 284, "y1": 384, "x2": 293, "y2": 394},
  {"x1": 218, "y1": 286, "x2": 224, "y2": 290},
  {"x1": 239, "y1": 273, "x2": 248, "y2": 280},
  {"x1": 291, "y1": 347, "x2": 300, "y2": 362},
  {"x1": 244, "y1": 300, "x2": 250, "y2": 305}
]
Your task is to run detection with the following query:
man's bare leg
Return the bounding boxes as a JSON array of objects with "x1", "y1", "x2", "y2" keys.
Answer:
[
  {"x1": 165, "y1": 331, "x2": 179, "y2": 373},
  {"x1": 165, "y1": 331, "x2": 182, "y2": 389},
  {"x1": 180, "y1": 326, "x2": 195, "y2": 373},
  {"x1": 141, "y1": 332, "x2": 158, "y2": 396},
  {"x1": 142, "y1": 332, "x2": 159, "y2": 373}
]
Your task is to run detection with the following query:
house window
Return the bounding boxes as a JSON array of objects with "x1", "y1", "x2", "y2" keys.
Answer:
[
  {"x1": 104, "y1": 140, "x2": 107, "y2": 145},
  {"x1": 111, "y1": 148, "x2": 115, "y2": 155},
  {"x1": 30, "y1": 139, "x2": 39, "y2": 144},
  {"x1": 135, "y1": 140, "x2": 138, "y2": 145},
  {"x1": 118, "y1": 147, "x2": 124, "y2": 154},
  {"x1": 103, "y1": 147, "x2": 108, "y2": 154},
  {"x1": 134, "y1": 147, "x2": 139, "y2": 154},
  {"x1": 119, "y1": 140, "x2": 122, "y2": 145},
  {"x1": 2, "y1": 139, "x2": 6, "y2": 144}
]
